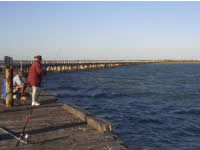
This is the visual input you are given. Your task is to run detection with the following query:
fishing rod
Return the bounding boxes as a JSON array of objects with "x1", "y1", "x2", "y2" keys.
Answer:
[
  {"x1": 0, "y1": 127, "x2": 27, "y2": 144},
  {"x1": 0, "y1": 109, "x2": 33, "y2": 146},
  {"x1": 16, "y1": 108, "x2": 33, "y2": 147}
]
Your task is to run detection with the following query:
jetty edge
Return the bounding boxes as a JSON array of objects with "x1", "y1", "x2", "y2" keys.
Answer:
[{"x1": 63, "y1": 104, "x2": 113, "y2": 132}]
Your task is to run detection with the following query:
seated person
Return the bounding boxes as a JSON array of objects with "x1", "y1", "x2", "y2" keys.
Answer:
[{"x1": 13, "y1": 71, "x2": 27, "y2": 96}]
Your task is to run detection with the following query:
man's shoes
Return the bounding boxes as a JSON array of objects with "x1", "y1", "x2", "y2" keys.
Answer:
[{"x1": 32, "y1": 102, "x2": 40, "y2": 106}]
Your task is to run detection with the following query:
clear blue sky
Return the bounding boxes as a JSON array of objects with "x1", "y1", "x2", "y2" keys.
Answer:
[{"x1": 0, "y1": 1, "x2": 200, "y2": 60}]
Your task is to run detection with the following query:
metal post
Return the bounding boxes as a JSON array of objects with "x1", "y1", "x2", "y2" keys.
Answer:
[{"x1": 20, "y1": 60, "x2": 23, "y2": 72}]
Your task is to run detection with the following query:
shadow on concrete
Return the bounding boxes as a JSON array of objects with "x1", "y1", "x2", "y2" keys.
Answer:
[
  {"x1": 30, "y1": 135, "x2": 71, "y2": 145},
  {"x1": 0, "y1": 104, "x2": 61, "y2": 114},
  {"x1": 29, "y1": 122, "x2": 86, "y2": 135},
  {"x1": 0, "y1": 122, "x2": 86, "y2": 141}
]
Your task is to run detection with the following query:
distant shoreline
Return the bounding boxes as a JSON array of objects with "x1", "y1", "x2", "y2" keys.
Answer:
[{"x1": 156, "y1": 60, "x2": 200, "y2": 64}]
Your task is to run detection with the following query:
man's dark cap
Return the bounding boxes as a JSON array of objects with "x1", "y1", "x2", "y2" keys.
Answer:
[{"x1": 34, "y1": 55, "x2": 42, "y2": 60}]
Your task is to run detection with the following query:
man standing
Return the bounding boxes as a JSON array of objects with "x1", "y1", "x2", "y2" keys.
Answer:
[{"x1": 28, "y1": 55, "x2": 45, "y2": 106}]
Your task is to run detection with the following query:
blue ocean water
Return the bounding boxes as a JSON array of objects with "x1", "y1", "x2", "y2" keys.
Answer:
[{"x1": 43, "y1": 64, "x2": 200, "y2": 150}]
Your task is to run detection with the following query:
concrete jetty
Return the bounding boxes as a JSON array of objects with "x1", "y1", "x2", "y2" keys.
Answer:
[
  {"x1": 0, "y1": 90, "x2": 124, "y2": 150},
  {"x1": 0, "y1": 88, "x2": 154, "y2": 150}
]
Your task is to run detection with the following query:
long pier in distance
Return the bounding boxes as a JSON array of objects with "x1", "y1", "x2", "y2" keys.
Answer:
[{"x1": 0, "y1": 60, "x2": 157, "y2": 73}]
